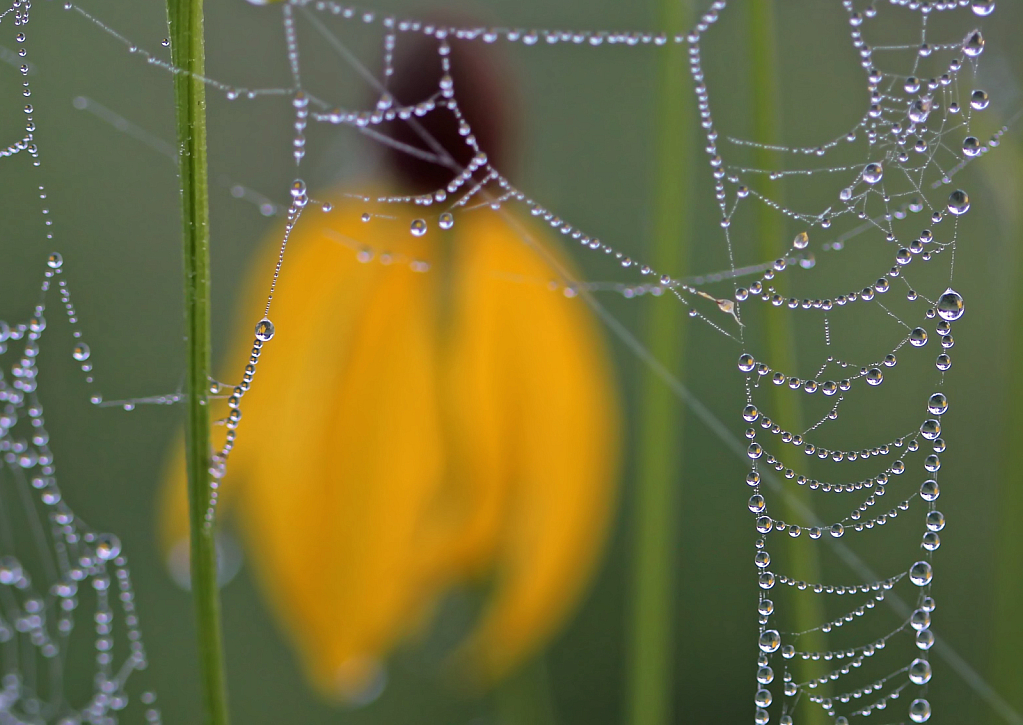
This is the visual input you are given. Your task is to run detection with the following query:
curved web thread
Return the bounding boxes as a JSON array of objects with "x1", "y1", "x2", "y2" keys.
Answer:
[
  {"x1": 3, "y1": 0, "x2": 1019, "y2": 722},
  {"x1": 1, "y1": 1, "x2": 163, "y2": 723}
]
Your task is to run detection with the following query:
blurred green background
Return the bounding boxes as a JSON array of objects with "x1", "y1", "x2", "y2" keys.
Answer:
[{"x1": 2, "y1": 0, "x2": 1023, "y2": 722}]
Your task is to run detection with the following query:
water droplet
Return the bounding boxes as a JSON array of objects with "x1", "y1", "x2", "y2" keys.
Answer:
[
  {"x1": 910, "y1": 327, "x2": 928, "y2": 347},
  {"x1": 754, "y1": 689, "x2": 772, "y2": 708},
  {"x1": 72, "y1": 343, "x2": 90, "y2": 362},
  {"x1": 290, "y1": 179, "x2": 308, "y2": 207},
  {"x1": 756, "y1": 666, "x2": 774, "y2": 685},
  {"x1": 972, "y1": 0, "x2": 995, "y2": 15},
  {"x1": 928, "y1": 393, "x2": 948, "y2": 415},
  {"x1": 255, "y1": 318, "x2": 275, "y2": 342},
  {"x1": 920, "y1": 479, "x2": 940, "y2": 502},
  {"x1": 410, "y1": 219, "x2": 427, "y2": 237},
  {"x1": 947, "y1": 189, "x2": 970, "y2": 216},
  {"x1": 916, "y1": 629, "x2": 935, "y2": 650},
  {"x1": 909, "y1": 658, "x2": 932, "y2": 685},
  {"x1": 862, "y1": 163, "x2": 883, "y2": 184},
  {"x1": 438, "y1": 212, "x2": 454, "y2": 230},
  {"x1": 866, "y1": 368, "x2": 883, "y2": 386},
  {"x1": 95, "y1": 533, "x2": 121, "y2": 561},
  {"x1": 909, "y1": 561, "x2": 933, "y2": 586},
  {"x1": 963, "y1": 30, "x2": 985, "y2": 57},
  {"x1": 971, "y1": 89, "x2": 990, "y2": 110},
  {"x1": 909, "y1": 698, "x2": 931, "y2": 723},
  {"x1": 920, "y1": 419, "x2": 940, "y2": 440},
  {"x1": 793, "y1": 231, "x2": 808, "y2": 250},
  {"x1": 962, "y1": 136, "x2": 981, "y2": 157},
  {"x1": 936, "y1": 289, "x2": 964, "y2": 321},
  {"x1": 738, "y1": 354, "x2": 756, "y2": 372},
  {"x1": 47, "y1": 252, "x2": 63, "y2": 269},
  {"x1": 758, "y1": 629, "x2": 781, "y2": 653}
]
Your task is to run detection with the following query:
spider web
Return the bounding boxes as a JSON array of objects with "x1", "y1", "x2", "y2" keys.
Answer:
[{"x1": 1, "y1": 0, "x2": 1018, "y2": 722}]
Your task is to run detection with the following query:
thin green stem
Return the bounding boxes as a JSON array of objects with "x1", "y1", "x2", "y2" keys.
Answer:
[
  {"x1": 626, "y1": 2, "x2": 692, "y2": 724},
  {"x1": 166, "y1": 0, "x2": 230, "y2": 722},
  {"x1": 748, "y1": 5, "x2": 827, "y2": 723}
]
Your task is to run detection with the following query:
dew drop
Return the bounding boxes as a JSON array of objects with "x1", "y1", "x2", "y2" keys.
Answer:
[
  {"x1": 909, "y1": 658, "x2": 932, "y2": 685},
  {"x1": 290, "y1": 179, "x2": 308, "y2": 206},
  {"x1": 928, "y1": 393, "x2": 948, "y2": 416},
  {"x1": 94, "y1": 533, "x2": 121, "y2": 561},
  {"x1": 920, "y1": 419, "x2": 940, "y2": 440},
  {"x1": 410, "y1": 219, "x2": 428, "y2": 237},
  {"x1": 47, "y1": 252, "x2": 63, "y2": 269},
  {"x1": 962, "y1": 136, "x2": 981, "y2": 157},
  {"x1": 909, "y1": 327, "x2": 928, "y2": 347},
  {"x1": 254, "y1": 318, "x2": 275, "y2": 342},
  {"x1": 862, "y1": 163, "x2": 883, "y2": 184},
  {"x1": 909, "y1": 698, "x2": 931, "y2": 723},
  {"x1": 972, "y1": 0, "x2": 995, "y2": 14},
  {"x1": 936, "y1": 289, "x2": 964, "y2": 321},
  {"x1": 916, "y1": 629, "x2": 935, "y2": 650},
  {"x1": 963, "y1": 30, "x2": 985, "y2": 58},
  {"x1": 947, "y1": 189, "x2": 970, "y2": 216},
  {"x1": 920, "y1": 479, "x2": 940, "y2": 502},
  {"x1": 438, "y1": 212, "x2": 454, "y2": 230},
  {"x1": 909, "y1": 561, "x2": 933, "y2": 586},
  {"x1": 72, "y1": 343, "x2": 90, "y2": 362},
  {"x1": 971, "y1": 89, "x2": 990, "y2": 110},
  {"x1": 758, "y1": 629, "x2": 781, "y2": 653}
]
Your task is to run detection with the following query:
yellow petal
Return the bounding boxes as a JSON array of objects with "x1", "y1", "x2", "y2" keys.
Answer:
[{"x1": 443, "y1": 211, "x2": 620, "y2": 682}]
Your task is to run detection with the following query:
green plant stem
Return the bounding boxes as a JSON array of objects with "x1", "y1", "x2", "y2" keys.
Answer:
[
  {"x1": 626, "y1": 2, "x2": 692, "y2": 724},
  {"x1": 166, "y1": 0, "x2": 230, "y2": 722},
  {"x1": 748, "y1": 5, "x2": 826, "y2": 723}
]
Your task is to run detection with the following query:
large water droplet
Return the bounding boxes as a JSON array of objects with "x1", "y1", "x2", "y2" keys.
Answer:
[
  {"x1": 936, "y1": 289, "x2": 964, "y2": 321},
  {"x1": 255, "y1": 318, "x2": 275, "y2": 342},
  {"x1": 909, "y1": 698, "x2": 931, "y2": 723},
  {"x1": 971, "y1": 89, "x2": 990, "y2": 110},
  {"x1": 438, "y1": 212, "x2": 454, "y2": 230},
  {"x1": 862, "y1": 163, "x2": 883, "y2": 184},
  {"x1": 758, "y1": 629, "x2": 781, "y2": 653},
  {"x1": 920, "y1": 419, "x2": 940, "y2": 440},
  {"x1": 909, "y1": 658, "x2": 932, "y2": 685},
  {"x1": 962, "y1": 136, "x2": 981, "y2": 157},
  {"x1": 972, "y1": 0, "x2": 995, "y2": 15},
  {"x1": 910, "y1": 561, "x2": 933, "y2": 586},
  {"x1": 947, "y1": 189, "x2": 970, "y2": 216},
  {"x1": 963, "y1": 30, "x2": 985, "y2": 57},
  {"x1": 47, "y1": 252, "x2": 63, "y2": 269},
  {"x1": 410, "y1": 219, "x2": 428, "y2": 237},
  {"x1": 921, "y1": 479, "x2": 940, "y2": 502},
  {"x1": 95, "y1": 533, "x2": 121, "y2": 561},
  {"x1": 72, "y1": 343, "x2": 90, "y2": 362}
]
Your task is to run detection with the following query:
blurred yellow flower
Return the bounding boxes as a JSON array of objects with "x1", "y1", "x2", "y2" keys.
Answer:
[{"x1": 159, "y1": 196, "x2": 620, "y2": 702}]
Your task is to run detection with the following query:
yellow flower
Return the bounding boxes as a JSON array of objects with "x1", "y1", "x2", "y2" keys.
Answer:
[{"x1": 159, "y1": 196, "x2": 620, "y2": 701}]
